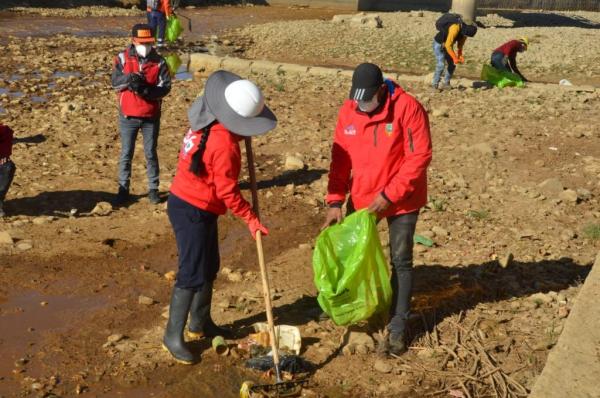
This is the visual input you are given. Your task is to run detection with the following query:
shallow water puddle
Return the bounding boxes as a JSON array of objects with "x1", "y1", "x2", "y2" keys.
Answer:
[{"x1": 0, "y1": 290, "x2": 108, "y2": 377}]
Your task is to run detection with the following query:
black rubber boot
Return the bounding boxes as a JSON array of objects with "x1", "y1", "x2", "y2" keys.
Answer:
[
  {"x1": 163, "y1": 287, "x2": 195, "y2": 364},
  {"x1": 187, "y1": 282, "x2": 233, "y2": 339},
  {"x1": 388, "y1": 333, "x2": 407, "y2": 357}
]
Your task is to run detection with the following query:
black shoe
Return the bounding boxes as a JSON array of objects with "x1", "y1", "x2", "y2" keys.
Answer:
[
  {"x1": 388, "y1": 333, "x2": 407, "y2": 357},
  {"x1": 187, "y1": 282, "x2": 234, "y2": 339},
  {"x1": 148, "y1": 189, "x2": 161, "y2": 204},
  {"x1": 163, "y1": 287, "x2": 196, "y2": 364},
  {"x1": 114, "y1": 187, "x2": 130, "y2": 206}
]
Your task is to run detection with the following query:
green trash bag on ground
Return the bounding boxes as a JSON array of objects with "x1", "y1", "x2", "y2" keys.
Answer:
[
  {"x1": 166, "y1": 15, "x2": 183, "y2": 43},
  {"x1": 481, "y1": 64, "x2": 524, "y2": 88},
  {"x1": 312, "y1": 209, "x2": 392, "y2": 326}
]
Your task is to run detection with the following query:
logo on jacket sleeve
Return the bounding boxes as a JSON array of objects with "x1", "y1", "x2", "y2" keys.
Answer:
[
  {"x1": 344, "y1": 124, "x2": 357, "y2": 136},
  {"x1": 182, "y1": 129, "x2": 197, "y2": 157}
]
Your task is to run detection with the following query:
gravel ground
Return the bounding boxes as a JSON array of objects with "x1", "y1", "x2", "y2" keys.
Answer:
[
  {"x1": 6, "y1": 6, "x2": 143, "y2": 17},
  {"x1": 225, "y1": 10, "x2": 600, "y2": 86}
]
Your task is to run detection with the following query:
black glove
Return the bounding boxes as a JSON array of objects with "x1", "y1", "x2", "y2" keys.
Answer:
[{"x1": 127, "y1": 73, "x2": 145, "y2": 93}]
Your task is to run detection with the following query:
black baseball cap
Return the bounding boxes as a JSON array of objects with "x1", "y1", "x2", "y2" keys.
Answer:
[
  {"x1": 349, "y1": 63, "x2": 384, "y2": 101},
  {"x1": 131, "y1": 23, "x2": 155, "y2": 44}
]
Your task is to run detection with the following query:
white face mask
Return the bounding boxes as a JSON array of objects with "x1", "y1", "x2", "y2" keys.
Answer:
[
  {"x1": 358, "y1": 95, "x2": 380, "y2": 113},
  {"x1": 135, "y1": 44, "x2": 151, "y2": 58}
]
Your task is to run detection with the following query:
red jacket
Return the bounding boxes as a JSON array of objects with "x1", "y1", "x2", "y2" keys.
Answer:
[
  {"x1": 0, "y1": 124, "x2": 13, "y2": 159},
  {"x1": 494, "y1": 40, "x2": 523, "y2": 57},
  {"x1": 170, "y1": 123, "x2": 258, "y2": 225},
  {"x1": 327, "y1": 80, "x2": 432, "y2": 217},
  {"x1": 112, "y1": 46, "x2": 171, "y2": 118}
]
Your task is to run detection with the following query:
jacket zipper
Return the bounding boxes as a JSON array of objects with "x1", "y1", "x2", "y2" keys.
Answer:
[
  {"x1": 373, "y1": 124, "x2": 379, "y2": 147},
  {"x1": 408, "y1": 127, "x2": 414, "y2": 153}
]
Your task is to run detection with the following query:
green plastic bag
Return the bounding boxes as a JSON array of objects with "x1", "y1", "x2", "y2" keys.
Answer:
[
  {"x1": 312, "y1": 209, "x2": 392, "y2": 326},
  {"x1": 164, "y1": 53, "x2": 182, "y2": 77},
  {"x1": 166, "y1": 15, "x2": 183, "y2": 44},
  {"x1": 481, "y1": 64, "x2": 524, "y2": 88}
]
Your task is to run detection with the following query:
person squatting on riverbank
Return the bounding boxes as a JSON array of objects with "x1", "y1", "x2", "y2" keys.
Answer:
[
  {"x1": 146, "y1": 0, "x2": 173, "y2": 48},
  {"x1": 0, "y1": 123, "x2": 16, "y2": 218},
  {"x1": 111, "y1": 24, "x2": 172, "y2": 206},
  {"x1": 163, "y1": 70, "x2": 276, "y2": 364},
  {"x1": 323, "y1": 63, "x2": 432, "y2": 356},
  {"x1": 491, "y1": 37, "x2": 530, "y2": 82},
  {"x1": 432, "y1": 13, "x2": 478, "y2": 90}
]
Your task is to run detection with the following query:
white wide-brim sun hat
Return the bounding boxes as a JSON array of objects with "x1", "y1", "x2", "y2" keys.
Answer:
[{"x1": 204, "y1": 70, "x2": 277, "y2": 137}]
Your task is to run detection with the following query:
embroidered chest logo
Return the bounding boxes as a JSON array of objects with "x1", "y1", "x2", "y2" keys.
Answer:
[
  {"x1": 385, "y1": 123, "x2": 394, "y2": 137},
  {"x1": 182, "y1": 131, "x2": 197, "y2": 156},
  {"x1": 344, "y1": 124, "x2": 357, "y2": 136}
]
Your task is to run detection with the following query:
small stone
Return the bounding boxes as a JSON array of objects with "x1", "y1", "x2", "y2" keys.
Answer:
[
  {"x1": 558, "y1": 189, "x2": 578, "y2": 203},
  {"x1": 576, "y1": 188, "x2": 592, "y2": 201},
  {"x1": 432, "y1": 107, "x2": 449, "y2": 117},
  {"x1": 227, "y1": 271, "x2": 243, "y2": 282},
  {"x1": 470, "y1": 142, "x2": 496, "y2": 157},
  {"x1": 17, "y1": 242, "x2": 33, "y2": 251},
  {"x1": 31, "y1": 382, "x2": 43, "y2": 391},
  {"x1": 91, "y1": 201, "x2": 113, "y2": 216},
  {"x1": 558, "y1": 306, "x2": 570, "y2": 319},
  {"x1": 32, "y1": 217, "x2": 48, "y2": 225},
  {"x1": 538, "y1": 178, "x2": 564, "y2": 198},
  {"x1": 498, "y1": 252, "x2": 513, "y2": 268},
  {"x1": 107, "y1": 333, "x2": 124, "y2": 343},
  {"x1": 341, "y1": 344, "x2": 355, "y2": 356},
  {"x1": 560, "y1": 229, "x2": 576, "y2": 241},
  {"x1": 530, "y1": 292, "x2": 553, "y2": 305},
  {"x1": 298, "y1": 243, "x2": 311, "y2": 250},
  {"x1": 164, "y1": 270, "x2": 176, "y2": 281},
  {"x1": 0, "y1": 231, "x2": 13, "y2": 245},
  {"x1": 374, "y1": 358, "x2": 393, "y2": 373},
  {"x1": 431, "y1": 226, "x2": 448, "y2": 237},
  {"x1": 40, "y1": 301, "x2": 48, "y2": 306},
  {"x1": 138, "y1": 295, "x2": 154, "y2": 305},
  {"x1": 284, "y1": 155, "x2": 305, "y2": 170},
  {"x1": 354, "y1": 344, "x2": 369, "y2": 355},
  {"x1": 346, "y1": 331, "x2": 375, "y2": 350}
]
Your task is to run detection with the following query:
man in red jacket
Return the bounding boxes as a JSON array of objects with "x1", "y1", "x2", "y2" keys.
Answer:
[
  {"x1": 0, "y1": 123, "x2": 16, "y2": 217},
  {"x1": 111, "y1": 24, "x2": 171, "y2": 205},
  {"x1": 323, "y1": 63, "x2": 432, "y2": 356},
  {"x1": 491, "y1": 37, "x2": 529, "y2": 82}
]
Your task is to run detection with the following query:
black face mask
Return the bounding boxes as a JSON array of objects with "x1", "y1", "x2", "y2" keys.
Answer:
[{"x1": 462, "y1": 24, "x2": 478, "y2": 37}]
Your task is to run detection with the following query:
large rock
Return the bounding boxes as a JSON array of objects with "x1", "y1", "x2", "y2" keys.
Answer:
[
  {"x1": 346, "y1": 330, "x2": 375, "y2": 351},
  {"x1": 332, "y1": 13, "x2": 383, "y2": 28},
  {"x1": 538, "y1": 178, "x2": 564, "y2": 198},
  {"x1": 0, "y1": 231, "x2": 13, "y2": 245}
]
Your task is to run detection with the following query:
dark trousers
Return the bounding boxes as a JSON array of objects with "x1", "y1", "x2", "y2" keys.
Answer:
[
  {"x1": 347, "y1": 199, "x2": 418, "y2": 335},
  {"x1": 118, "y1": 114, "x2": 160, "y2": 191},
  {"x1": 387, "y1": 212, "x2": 418, "y2": 336},
  {"x1": 0, "y1": 161, "x2": 16, "y2": 202},
  {"x1": 167, "y1": 194, "x2": 220, "y2": 291},
  {"x1": 147, "y1": 11, "x2": 167, "y2": 43}
]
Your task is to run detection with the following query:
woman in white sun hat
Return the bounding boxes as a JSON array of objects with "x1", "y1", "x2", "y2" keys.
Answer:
[{"x1": 163, "y1": 70, "x2": 277, "y2": 364}]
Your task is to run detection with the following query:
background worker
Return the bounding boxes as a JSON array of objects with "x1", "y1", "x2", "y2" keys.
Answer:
[
  {"x1": 0, "y1": 123, "x2": 16, "y2": 218},
  {"x1": 163, "y1": 70, "x2": 276, "y2": 364},
  {"x1": 146, "y1": 0, "x2": 172, "y2": 48},
  {"x1": 111, "y1": 24, "x2": 172, "y2": 205},
  {"x1": 323, "y1": 63, "x2": 432, "y2": 356},
  {"x1": 432, "y1": 13, "x2": 478, "y2": 90},
  {"x1": 491, "y1": 37, "x2": 529, "y2": 82}
]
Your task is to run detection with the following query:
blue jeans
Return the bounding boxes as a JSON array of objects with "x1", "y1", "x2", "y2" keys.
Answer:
[
  {"x1": 491, "y1": 51, "x2": 509, "y2": 72},
  {"x1": 147, "y1": 11, "x2": 167, "y2": 44},
  {"x1": 118, "y1": 114, "x2": 160, "y2": 191},
  {"x1": 432, "y1": 40, "x2": 455, "y2": 88}
]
